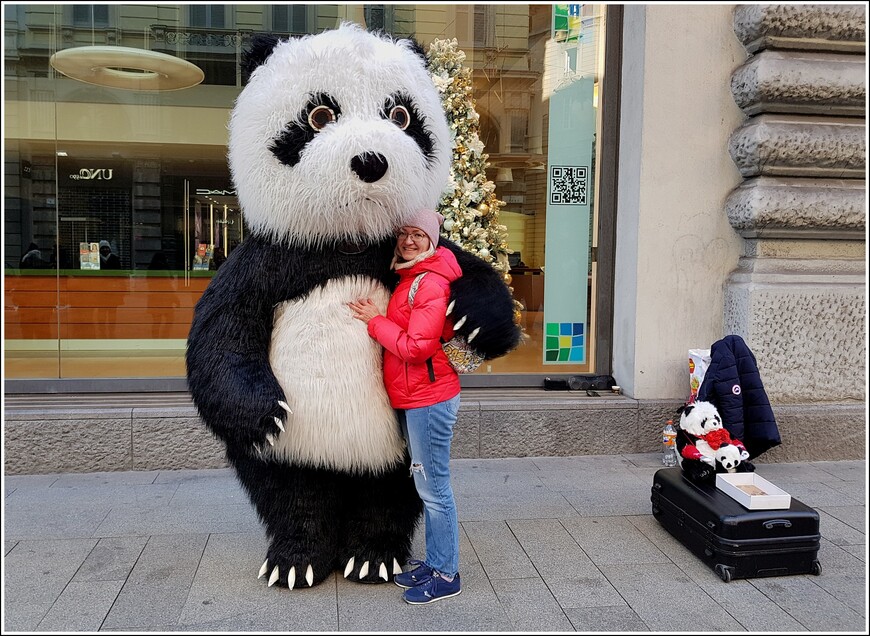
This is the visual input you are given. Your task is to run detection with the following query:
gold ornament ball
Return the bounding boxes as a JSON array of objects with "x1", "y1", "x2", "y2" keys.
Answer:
[
  {"x1": 513, "y1": 309, "x2": 523, "y2": 324},
  {"x1": 504, "y1": 274, "x2": 512, "y2": 285},
  {"x1": 477, "y1": 203, "x2": 489, "y2": 214}
]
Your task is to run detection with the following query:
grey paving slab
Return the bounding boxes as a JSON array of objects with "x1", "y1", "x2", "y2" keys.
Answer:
[
  {"x1": 176, "y1": 532, "x2": 338, "y2": 632},
  {"x1": 754, "y1": 461, "x2": 845, "y2": 484},
  {"x1": 822, "y1": 476, "x2": 867, "y2": 501},
  {"x1": 814, "y1": 460, "x2": 867, "y2": 482},
  {"x1": 450, "y1": 468, "x2": 546, "y2": 496},
  {"x1": 490, "y1": 577, "x2": 575, "y2": 632},
  {"x1": 4, "y1": 499, "x2": 112, "y2": 540},
  {"x1": 561, "y1": 482, "x2": 653, "y2": 517},
  {"x1": 535, "y1": 465, "x2": 649, "y2": 491},
  {"x1": 625, "y1": 464, "x2": 663, "y2": 484},
  {"x1": 451, "y1": 457, "x2": 542, "y2": 473},
  {"x1": 4, "y1": 473, "x2": 61, "y2": 496},
  {"x1": 94, "y1": 502, "x2": 260, "y2": 537},
  {"x1": 3, "y1": 538, "x2": 98, "y2": 631},
  {"x1": 818, "y1": 504, "x2": 866, "y2": 533},
  {"x1": 561, "y1": 515, "x2": 669, "y2": 565},
  {"x1": 532, "y1": 454, "x2": 640, "y2": 473},
  {"x1": 599, "y1": 562, "x2": 745, "y2": 632},
  {"x1": 841, "y1": 544, "x2": 867, "y2": 561},
  {"x1": 817, "y1": 509, "x2": 866, "y2": 547},
  {"x1": 818, "y1": 537, "x2": 866, "y2": 572},
  {"x1": 168, "y1": 475, "x2": 248, "y2": 506},
  {"x1": 725, "y1": 598, "x2": 808, "y2": 632},
  {"x1": 51, "y1": 469, "x2": 160, "y2": 487},
  {"x1": 622, "y1": 452, "x2": 663, "y2": 468},
  {"x1": 750, "y1": 575, "x2": 865, "y2": 631},
  {"x1": 153, "y1": 467, "x2": 235, "y2": 484},
  {"x1": 36, "y1": 579, "x2": 124, "y2": 631},
  {"x1": 456, "y1": 490, "x2": 578, "y2": 522},
  {"x1": 456, "y1": 523, "x2": 480, "y2": 569},
  {"x1": 5, "y1": 539, "x2": 18, "y2": 556},
  {"x1": 461, "y1": 520, "x2": 538, "y2": 579},
  {"x1": 809, "y1": 568, "x2": 867, "y2": 617},
  {"x1": 5, "y1": 481, "x2": 179, "y2": 508},
  {"x1": 72, "y1": 536, "x2": 149, "y2": 582},
  {"x1": 102, "y1": 533, "x2": 209, "y2": 630},
  {"x1": 337, "y1": 560, "x2": 512, "y2": 632},
  {"x1": 810, "y1": 539, "x2": 867, "y2": 619},
  {"x1": 508, "y1": 518, "x2": 624, "y2": 608},
  {"x1": 564, "y1": 605, "x2": 650, "y2": 632},
  {"x1": 783, "y1": 480, "x2": 865, "y2": 507}
]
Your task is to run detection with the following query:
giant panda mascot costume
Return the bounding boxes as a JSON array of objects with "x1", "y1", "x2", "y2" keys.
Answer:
[{"x1": 187, "y1": 24, "x2": 520, "y2": 591}]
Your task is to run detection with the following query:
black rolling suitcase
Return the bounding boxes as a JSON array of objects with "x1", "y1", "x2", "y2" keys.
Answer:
[{"x1": 651, "y1": 467, "x2": 821, "y2": 582}]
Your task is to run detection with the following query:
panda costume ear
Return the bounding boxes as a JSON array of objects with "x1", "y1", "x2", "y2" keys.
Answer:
[
  {"x1": 404, "y1": 37, "x2": 429, "y2": 69},
  {"x1": 241, "y1": 33, "x2": 284, "y2": 85},
  {"x1": 367, "y1": 28, "x2": 429, "y2": 70}
]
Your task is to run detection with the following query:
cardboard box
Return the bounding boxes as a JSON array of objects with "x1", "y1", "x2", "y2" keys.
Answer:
[{"x1": 716, "y1": 473, "x2": 792, "y2": 510}]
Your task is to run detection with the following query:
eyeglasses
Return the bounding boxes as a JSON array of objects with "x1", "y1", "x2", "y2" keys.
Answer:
[{"x1": 396, "y1": 231, "x2": 428, "y2": 243}]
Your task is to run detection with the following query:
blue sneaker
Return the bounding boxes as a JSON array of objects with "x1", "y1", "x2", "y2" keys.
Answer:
[
  {"x1": 402, "y1": 572, "x2": 461, "y2": 604},
  {"x1": 394, "y1": 560, "x2": 434, "y2": 589}
]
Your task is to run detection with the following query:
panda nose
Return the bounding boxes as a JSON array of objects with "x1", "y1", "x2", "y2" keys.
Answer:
[{"x1": 350, "y1": 153, "x2": 388, "y2": 183}]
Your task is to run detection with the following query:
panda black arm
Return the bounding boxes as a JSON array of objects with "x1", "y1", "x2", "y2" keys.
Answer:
[
  {"x1": 186, "y1": 238, "x2": 296, "y2": 449},
  {"x1": 440, "y1": 238, "x2": 522, "y2": 360}
]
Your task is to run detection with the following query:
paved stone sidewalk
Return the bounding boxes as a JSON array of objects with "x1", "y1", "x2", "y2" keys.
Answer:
[{"x1": 3, "y1": 454, "x2": 867, "y2": 632}]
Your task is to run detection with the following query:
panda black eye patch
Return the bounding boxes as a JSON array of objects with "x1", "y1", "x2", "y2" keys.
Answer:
[
  {"x1": 270, "y1": 93, "x2": 342, "y2": 167},
  {"x1": 381, "y1": 93, "x2": 434, "y2": 163}
]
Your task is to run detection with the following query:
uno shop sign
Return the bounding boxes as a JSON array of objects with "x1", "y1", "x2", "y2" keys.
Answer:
[{"x1": 58, "y1": 159, "x2": 132, "y2": 188}]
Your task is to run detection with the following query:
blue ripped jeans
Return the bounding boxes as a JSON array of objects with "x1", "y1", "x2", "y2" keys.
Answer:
[{"x1": 398, "y1": 393, "x2": 461, "y2": 578}]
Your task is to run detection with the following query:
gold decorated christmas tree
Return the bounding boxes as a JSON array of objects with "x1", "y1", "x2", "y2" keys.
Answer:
[{"x1": 427, "y1": 38, "x2": 512, "y2": 282}]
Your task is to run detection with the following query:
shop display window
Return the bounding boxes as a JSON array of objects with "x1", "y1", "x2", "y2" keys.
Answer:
[{"x1": 3, "y1": 3, "x2": 614, "y2": 384}]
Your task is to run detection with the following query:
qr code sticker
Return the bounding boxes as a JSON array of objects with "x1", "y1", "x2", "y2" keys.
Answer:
[{"x1": 550, "y1": 166, "x2": 588, "y2": 205}]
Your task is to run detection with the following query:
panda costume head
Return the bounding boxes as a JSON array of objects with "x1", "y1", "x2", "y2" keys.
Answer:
[
  {"x1": 229, "y1": 23, "x2": 451, "y2": 249},
  {"x1": 678, "y1": 401, "x2": 724, "y2": 438}
]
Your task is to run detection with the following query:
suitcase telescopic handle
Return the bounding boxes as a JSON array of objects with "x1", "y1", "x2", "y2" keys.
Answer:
[{"x1": 763, "y1": 519, "x2": 792, "y2": 529}]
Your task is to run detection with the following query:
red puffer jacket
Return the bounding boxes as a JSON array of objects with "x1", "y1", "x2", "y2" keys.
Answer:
[{"x1": 368, "y1": 246, "x2": 462, "y2": 409}]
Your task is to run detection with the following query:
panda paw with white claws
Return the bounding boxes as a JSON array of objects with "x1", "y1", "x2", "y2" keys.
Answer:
[
  {"x1": 249, "y1": 400, "x2": 294, "y2": 455},
  {"x1": 257, "y1": 552, "x2": 326, "y2": 590},
  {"x1": 343, "y1": 556, "x2": 403, "y2": 584}
]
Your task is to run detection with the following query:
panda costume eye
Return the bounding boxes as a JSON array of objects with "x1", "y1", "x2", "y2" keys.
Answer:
[
  {"x1": 308, "y1": 105, "x2": 336, "y2": 131},
  {"x1": 269, "y1": 92, "x2": 341, "y2": 166},
  {"x1": 381, "y1": 93, "x2": 434, "y2": 161},
  {"x1": 388, "y1": 105, "x2": 410, "y2": 130}
]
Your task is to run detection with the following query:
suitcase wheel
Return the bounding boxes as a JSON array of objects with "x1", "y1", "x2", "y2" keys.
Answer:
[
  {"x1": 812, "y1": 561, "x2": 822, "y2": 576},
  {"x1": 715, "y1": 564, "x2": 733, "y2": 583}
]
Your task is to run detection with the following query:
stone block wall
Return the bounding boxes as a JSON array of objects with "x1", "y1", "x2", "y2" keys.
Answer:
[
  {"x1": 725, "y1": 5, "x2": 866, "y2": 407},
  {"x1": 6, "y1": 394, "x2": 865, "y2": 474}
]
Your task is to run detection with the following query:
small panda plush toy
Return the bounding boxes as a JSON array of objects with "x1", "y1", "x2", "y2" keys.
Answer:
[
  {"x1": 187, "y1": 24, "x2": 520, "y2": 591},
  {"x1": 714, "y1": 444, "x2": 744, "y2": 473},
  {"x1": 676, "y1": 401, "x2": 755, "y2": 483}
]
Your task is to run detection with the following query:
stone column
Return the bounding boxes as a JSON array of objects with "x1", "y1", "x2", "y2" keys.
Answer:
[{"x1": 726, "y1": 5, "x2": 866, "y2": 460}]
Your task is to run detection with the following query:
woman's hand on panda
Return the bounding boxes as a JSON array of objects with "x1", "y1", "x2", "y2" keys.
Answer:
[{"x1": 347, "y1": 298, "x2": 382, "y2": 324}]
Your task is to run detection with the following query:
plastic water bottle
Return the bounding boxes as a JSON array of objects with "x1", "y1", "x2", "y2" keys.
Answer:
[{"x1": 662, "y1": 420, "x2": 678, "y2": 466}]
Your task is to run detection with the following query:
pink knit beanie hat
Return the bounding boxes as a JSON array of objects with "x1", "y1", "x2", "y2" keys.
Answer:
[{"x1": 403, "y1": 209, "x2": 444, "y2": 248}]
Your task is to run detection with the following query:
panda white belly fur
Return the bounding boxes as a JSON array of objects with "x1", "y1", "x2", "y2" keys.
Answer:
[{"x1": 268, "y1": 275, "x2": 404, "y2": 473}]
